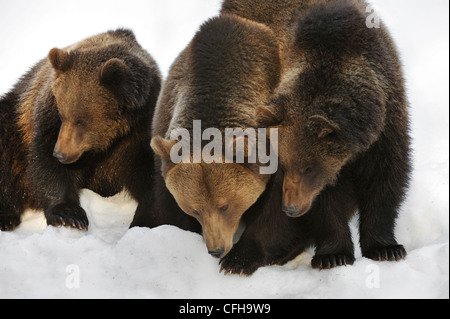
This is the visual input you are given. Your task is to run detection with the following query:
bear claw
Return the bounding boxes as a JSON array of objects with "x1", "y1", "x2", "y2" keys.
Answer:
[
  {"x1": 45, "y1": 203, "x2": 89, "y2": 231},
  {"x1": 311, "y1": 254, "x2": 355, "y2": 270},
  {"x1": 219, "y1": 260, "x2": 259, "y2": 276},
  {"x1": 0, "y1": 213, "x2": 21, "y2": 231},
  {"x1": 219, "y1": 249, "x2": 264, "y2": 276},
  {"x1": 364, "y1": 245, "x2": 407, "y2": 262}
]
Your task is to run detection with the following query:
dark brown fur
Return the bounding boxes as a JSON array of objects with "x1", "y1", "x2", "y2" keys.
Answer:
[
  {"x1": 257, "y1": 0, "x2": 411, "y2": 268},
  {"x1": 221, "y1": 0, "x2": 304, "y2": 49},
  {"x1": 0, "y1": 29, "x2": 161, "y2": 231}
]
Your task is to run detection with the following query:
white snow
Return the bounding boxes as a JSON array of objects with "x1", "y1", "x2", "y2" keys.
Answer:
[{"x1": 0, "y1": 0, "x2": 448, "y2": 299}]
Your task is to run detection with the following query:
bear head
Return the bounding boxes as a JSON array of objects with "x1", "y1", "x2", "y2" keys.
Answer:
[
  {"x1": 151, "y1": 135, "x2": 270, "y2": 258},
  {"x1": 48, "y1": 45, "x2": 155, "y2": 164},
  {"x1": 256, "y1": 60, "x2": 385, "y2": 218}
]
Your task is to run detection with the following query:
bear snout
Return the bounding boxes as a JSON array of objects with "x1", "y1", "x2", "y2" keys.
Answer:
[
  {"x1": 53, "y1": 150, "x2": 67, "y2": 163},
  {"x1": 282, "y1": 203, "x2": 312, "y2": 218},
  {"x1": 208, "y1": 248, "x2": 225, "y2": 259},
  {"x1": 205, "y1": 237, "x2": 233, "y2": 259},
  {"x1": 282, "y1": 175, "x2": 316, "y2": 218},
  {"x1": 53, "y1": 146, "x2": 83, "y2": 164},
  {"x1": 54, "y1": 122, "x2": 87, "y2": 164},
  {"x1": 282, "y1": 205, "x2": 300, "y2": 217}
]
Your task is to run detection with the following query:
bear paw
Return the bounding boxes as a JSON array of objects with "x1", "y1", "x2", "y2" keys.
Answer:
[
  {"x1": 311, "y1": 253, "x2": 355, "y2": 270},
  {"x1": 219, "y1": 243, "x2": 266, "y2": 276},
  {"x1": 219, "y1": 254, "x2": 263, "y2": 276},
  {"x1": 0, "y1": 213, "x2": 21, "y2": 231},
  {"x1": 364, "y1": 245, "x2": 407, "y2": 262},
  {"x1": 45, "y1": 203, "x2": 89, "y2": 231}
]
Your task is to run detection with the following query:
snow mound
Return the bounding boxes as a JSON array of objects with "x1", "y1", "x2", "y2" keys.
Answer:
[{"x1": 0, "y1": 188, "x2": 448, "y2": 299}]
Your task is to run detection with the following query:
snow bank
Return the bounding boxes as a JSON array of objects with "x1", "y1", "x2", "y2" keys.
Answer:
[
  {"x1": 0, "y1": 189, "x2": 447, "y2": 299},
  {"x1": 0, "y1": 0, "x2": 448, "y2": 299}
]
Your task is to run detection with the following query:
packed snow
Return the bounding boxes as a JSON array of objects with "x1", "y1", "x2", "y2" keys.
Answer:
[{"x1": 0, "y1": 0, "x2": 448, "y2": 299}]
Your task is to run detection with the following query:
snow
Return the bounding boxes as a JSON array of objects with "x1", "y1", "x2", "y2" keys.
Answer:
[{"x1": 0, "y1": 0, "x2": 448, "y2": 299}]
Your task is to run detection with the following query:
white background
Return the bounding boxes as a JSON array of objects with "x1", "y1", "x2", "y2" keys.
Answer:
[{"x1": 0, "y1": 0, "x2": 448, "y2": 298}]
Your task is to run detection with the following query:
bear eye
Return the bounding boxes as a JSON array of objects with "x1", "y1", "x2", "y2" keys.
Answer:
[
  {"x1": 75, "y1": 119, "x2": 85, "y2": 127},
  {"x1": 219, "y1": 205, "x2": 229, "y2": 213},
  {"x1": 302, "y1": 166, "x2": 314, "y2": 175}
]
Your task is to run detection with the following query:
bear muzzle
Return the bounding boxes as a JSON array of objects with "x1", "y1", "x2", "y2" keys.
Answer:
[
  {"x1": 53, "y1": 149, "x2": 82, "y2": 164},
  {"x1": 54, "y1": 122, "x2": 87, "y2": 164},
  {"x1": 208, "y1": 248, "x2": 225, "y2": 259},
  {"x1": 53, "y1": 150, "x2": 68, "y2": 163},
  {"x1": 202, "y1": 217, "x2": 236, "y2": 259},
  {"x1": 282, "y1": 175, "x2": 316, "y2": 218},
  {"x1": 205, "y1": 235, "x2": 233, "y2": 259},
  {"x1": 282, "y1": 203, "x2": 312, "y2": 218},
  {"x1": 282, "y1": 205, "x2": 301, "y2": 217}
]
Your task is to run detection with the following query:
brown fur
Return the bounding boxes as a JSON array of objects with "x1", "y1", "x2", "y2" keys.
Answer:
[
  {"x1": 50, "y1": 52, "x2": 131, "y2": 163},
  {"x1": 145, "y1": 14, "x2": 281, "y2": 259},
  {"x1": 16, "y1": 68, "x2": 47, "y2": 147},
  {"x1": 165, "y1": 162, "x2": 267, "y2": 255},
  {"x1": 256, "y1": 0, "x2": 411, "y2": 267},
  {"x1": 221, "y1": 0, "x2": 304, "y2": 49},
  {"x1": 221, "y1": 0, "x2": 336, "y2": 71},
  {"x1": 0, "y1": 29, "x2": 161, "y2": 231}
]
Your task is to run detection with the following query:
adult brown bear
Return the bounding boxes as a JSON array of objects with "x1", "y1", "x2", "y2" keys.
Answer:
[
  {"x1": 257, "y1": 0, "x2": 411, "y2": 268},
  {"x1": 136, "y1": 14, "x2": 281, "y2": 262}
]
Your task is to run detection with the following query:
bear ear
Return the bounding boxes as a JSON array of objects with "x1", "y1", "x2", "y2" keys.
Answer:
[
  {"x1": 151, "y1": 135, "x2": 178, "y2": 159},
  {"x1": 255, "y1": 105, "x2": 282, "y2": 128},
  {"x1": 308, "y1": 115, "x2": 340, "y2": 138},
  {"x1": 48, "y1": 48, "x2": 73, "y2": 73},
  {"x1": 99, "y1": 58, "x2": 129, "y2": 88}
]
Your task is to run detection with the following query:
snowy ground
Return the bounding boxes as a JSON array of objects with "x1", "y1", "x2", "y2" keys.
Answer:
[{"x1": 0, "y1": 0, "x2": 448, "y2": 299}]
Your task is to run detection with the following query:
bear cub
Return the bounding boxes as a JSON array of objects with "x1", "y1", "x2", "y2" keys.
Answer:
[{"x1": 0, "y1": 29, "x2": 161, "y2": 231}]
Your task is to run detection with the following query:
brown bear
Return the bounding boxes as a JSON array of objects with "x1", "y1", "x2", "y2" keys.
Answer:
[
  {"x1": 0, "y1": 29, "x2": 161, "y2": 231},
  {"x1": 133, "y1": 14, "x2": 282, "y2": 264},
  {"x1": 256, "y1": 0, "x2": 411, "y2": 268}
]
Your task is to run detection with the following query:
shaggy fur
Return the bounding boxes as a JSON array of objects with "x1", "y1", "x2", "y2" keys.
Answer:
[
  {"x1": 257, "y1": 0, "x2": 411, "y2": 268},
  {"x1": 132, "y1": 15, "x2": 284, "y2": 271},
  {"x1": 0, "y1": 29, "x2": 161, "y2": 231}
]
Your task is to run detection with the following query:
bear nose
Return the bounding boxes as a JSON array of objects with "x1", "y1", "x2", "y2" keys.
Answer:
[
  {"x1": 208, "y1": 248, "x2": 225, "y2": 259},
  {"x1": 282, "y1": 205, "x2": 299, "y2": 217},
  {"x1": 53, "y1": 151, "x2": 67, "y2": 163}
]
